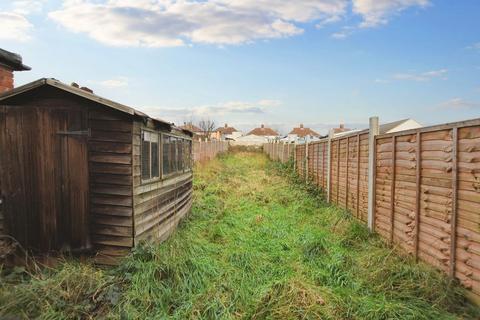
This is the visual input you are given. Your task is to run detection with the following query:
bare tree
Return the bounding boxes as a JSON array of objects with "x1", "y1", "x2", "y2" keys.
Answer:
[{"x1": 198, "y1": 119, "x2": 216, "y2": 140}]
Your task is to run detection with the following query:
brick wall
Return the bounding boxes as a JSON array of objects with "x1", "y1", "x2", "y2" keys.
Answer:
[{"x1": 0, "y1": 65, "x2": 14, "y2": 93}]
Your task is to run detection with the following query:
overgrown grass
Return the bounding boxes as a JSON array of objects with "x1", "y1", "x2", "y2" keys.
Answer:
[{"x1": 1, "y1": 151, "x2": 478, "y2": 319}]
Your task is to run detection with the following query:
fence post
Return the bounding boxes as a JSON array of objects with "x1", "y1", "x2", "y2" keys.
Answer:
[
  {"x1": 367, "y1": 116, "x2": 380, "y2": 231},
  {"x1": 326, "y1": 129, "x2": 334, "y2": 203},
  {"x1": 305, "y1": 141, "x2": 309, "y2": 182},
  {"x1": 293, "y1": 143, "x2": 297, "y2": 172},
  {"x1": 449, "y1": 127, "x2": 458, "y2": 277}
]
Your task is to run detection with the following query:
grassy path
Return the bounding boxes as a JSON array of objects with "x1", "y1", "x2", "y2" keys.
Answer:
[{"x1": 1, "y1": 151, "x2": 479, "y2": 319}]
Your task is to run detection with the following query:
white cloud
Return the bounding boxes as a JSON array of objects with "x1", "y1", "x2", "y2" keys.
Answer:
[
  {"x1": 12, "y1": 0, "x2": 46, "y2": 15},
  {"x1": 467, "y1": 42, "x2": 480, "y2": 52},
  {"x1": 439, "y1": 98, "x2": 480, "y2": 110},
  {"x1": 0, "y1": 12, "x2": 33, "y2": 42},
  {"x1": 48, "y1": 0, "x2": 349, "y2": 47},
  {"x1": 257, "y1": 99, "x2": 282, "y2": 107},
  {"x1": 331, "y1": 26, "x2": 356, "y2": 39},
  {"x1": 392, "y1": 69, "x2": 448, "y2": 82},
  {"x1": 352, "y1": 0, "x2": 430, "y2": 28},
  {"x1": 99, "y1": 76, "x2": 129, "y2": 88},
  {"x1": 374, "y1": 78, "x2": 390, "y2": 84},
  {"x1": 139, "y1": 99, "x2": 281, "y2": 124}
]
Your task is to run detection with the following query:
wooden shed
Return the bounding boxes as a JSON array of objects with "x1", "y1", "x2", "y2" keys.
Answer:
[{"x1": 0, "y1": 78, "x2": 193, "y2": 264}]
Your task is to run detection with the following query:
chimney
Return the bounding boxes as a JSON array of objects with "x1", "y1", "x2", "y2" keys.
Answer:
[
  {"x1": 340, "y1": 123, "x2": 344, "y2": 129},
  {"x1": 225, "y1": 123, "x2": 228, "y2": 128},
  {"x1": 261, "y1": 124, "x2": 265, "y2": 128},
  {"x1": 300, "y1": 124, "x2": 304, "y2": 128},
  {"x1": 0, "y1": 48, "x2": 31, "y2": 93}
]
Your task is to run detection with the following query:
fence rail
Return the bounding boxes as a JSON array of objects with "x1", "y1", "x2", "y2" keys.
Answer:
[
  {"x1": 264, "y1": 117, "x2": 480, "y2": 304},
  {"x1": 193, "y1": 140, "x2": 229, "y2": 163}
]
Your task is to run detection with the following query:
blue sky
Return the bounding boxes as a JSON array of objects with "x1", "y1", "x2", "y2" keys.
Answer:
[{"x1": 1, "y1": 0, "x2": 479, "y2": 134}]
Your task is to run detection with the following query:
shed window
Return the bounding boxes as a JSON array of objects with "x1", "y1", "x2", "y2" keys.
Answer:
[
  {"x1": 141, "y1": 131, "x2": 159, "y2": 181},
  {"x1": 162, "y1": 135, "x2": 192, "y2": 176},
  {"x1": 184, "y1": 140, "x2": 192, "y2": 170},
  {"x1": 163, "y1": 135, "x2": 172, "y2": 175}
]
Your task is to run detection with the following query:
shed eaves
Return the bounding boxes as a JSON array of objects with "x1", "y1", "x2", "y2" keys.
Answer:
[{"x1": 0, "y1": 78, "x2": 174, "y2": 128}]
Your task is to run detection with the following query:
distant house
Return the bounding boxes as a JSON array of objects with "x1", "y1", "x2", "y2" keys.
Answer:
[
  {"x1": 332, "y1": 119, "x2": 422, "y2": 138},
  {"x1": 379, "y1": 118, "x2": 422, "y2": 134},
  {"x1": 213, "y1": 123, "x2": 242, "y2": 141},
  {"x1": 179, "y1": 122, "x2": 205, "y2": 140},
  {"x1": 333, "y1": 124, "x2": 351, "y2": 134},
  {"x1": 287, "y1": 124, "x2": 320, "y2": 142},
  {"x1": 233, "y1": 124, "x2": 279, "y2": 146},
  {"x1": 247, "y1": 124, "x2": 279, "y2": 138}
]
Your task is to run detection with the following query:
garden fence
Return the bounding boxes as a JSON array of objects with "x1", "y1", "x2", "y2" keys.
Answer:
[
  {"x1": 193, "y1": 140, "x2": 229, "y2": 163},
  {"x1": 264, "y1": 117, "x2": 480, "y2": 304}
]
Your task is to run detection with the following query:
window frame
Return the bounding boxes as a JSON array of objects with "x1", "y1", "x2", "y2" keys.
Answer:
[
  {"x1": 141, "y1": 129, "x2": 161, "y2": 184},
  {"x1": 161, "y1": 133, "x2": 193, "y2": 179}
]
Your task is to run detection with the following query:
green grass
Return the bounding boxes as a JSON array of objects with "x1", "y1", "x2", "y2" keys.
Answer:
[{"x1": 1, "y1": 151, "x2": 479, "y2": 319}]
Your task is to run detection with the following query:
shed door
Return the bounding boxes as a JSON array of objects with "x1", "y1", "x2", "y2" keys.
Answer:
[{"x1": 0, "y1": 105, "x2": 90, "y2": 252}]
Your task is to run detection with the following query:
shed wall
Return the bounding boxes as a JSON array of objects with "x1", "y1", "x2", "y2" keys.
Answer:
[
  {"x1": 132, "y1": 121, "x2": 193, "y2": 245},
  {"x1": 88, "y1": 108, "x2": 134, "y2": 265}
]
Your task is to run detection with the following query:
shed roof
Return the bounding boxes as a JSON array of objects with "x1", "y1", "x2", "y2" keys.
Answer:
[
  {"x1": 0, "y1": 78, "x2": 176, "y2": 129},
  {"x1": 0, "y1": 49, "x2": 31, "y2": 71},
  {"x1": 247, "y1": 124, "x2": 279, "y2": 136}
]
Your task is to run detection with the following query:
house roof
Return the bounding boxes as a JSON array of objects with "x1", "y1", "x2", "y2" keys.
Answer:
[
  {"x1": 379, "y1": 119, "x2": 420, "y2": 134},
  {"x1": 0, "y1": 49, "x2": 31, "y2": 71},
  {"x1": 0, "y1": 78, "x2": 183, "y2": 131},
  {"x1": 247, "y1": 124, "x2": 279, "y2": 136},
  {"x1": 332, "y1": 124, "x2": 351, "y2": 134},
  {"x1": 289, "y1": 124, "x2": 320, "y2": 137},
  {"x1": 216, "y1": 123, "x2": 238, "y2": 135},
  {"x1": 180, "y1": 122, "x2": 203, "y2": 133}
]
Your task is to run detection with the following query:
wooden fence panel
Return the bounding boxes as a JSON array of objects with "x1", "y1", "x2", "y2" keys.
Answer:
[
  {"x1": 296, "y1": 144, "x2": 306, "y2": 177},
  {"x1": 263, "y1": 119, "x2": 480, "y2": 303},
  {"x1": 359, "y1": 133, "x2": 370, "y2": 222},
  {"x1": 347, "y1": 136, "x2": 359, "y2": 218},
  {"x1": 456, "y1": 126, "x2": 480, "y2": 298},
  {"x1": 307, "y1": 143, "x2": 316, "y2": 181},
  {"x1": 375, "y1": 122, "x2": 480, "y2": 303},
  {"x1": 193, "y1": 140, "x2": 229, "y2": 163}
]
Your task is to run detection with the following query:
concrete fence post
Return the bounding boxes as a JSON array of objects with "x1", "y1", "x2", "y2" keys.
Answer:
[
  {"x1": 367, "y1": 116, "x2": 380, "y2": 231},
  {"x1": 326, "y1": 129, "x2": 334, "y2": 203}
]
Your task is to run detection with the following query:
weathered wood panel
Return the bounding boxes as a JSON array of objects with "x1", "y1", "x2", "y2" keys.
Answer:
[
  {"x1": 0, "y1": 106, "x2": 5, "y2": 240},
  {"x1": 132, "y1": 121, "x2": 193, "y2": 247},
  {"x1": 88, "y1": 108, "x2": 134, "y2": 264},
  {"x1": 0, "y1": 104, "x2": 90, "y2": 252}
]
